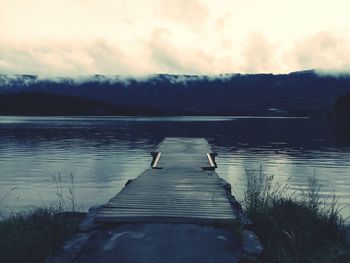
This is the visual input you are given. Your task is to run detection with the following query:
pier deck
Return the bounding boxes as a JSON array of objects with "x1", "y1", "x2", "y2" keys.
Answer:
[{"x1": 95, "y1": 137, "x2": 236, "y2": 224}]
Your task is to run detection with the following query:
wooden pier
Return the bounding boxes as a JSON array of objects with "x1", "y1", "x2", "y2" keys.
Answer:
[{"x1": 95, "y1": 137, "x2": 236, "y2": 224}]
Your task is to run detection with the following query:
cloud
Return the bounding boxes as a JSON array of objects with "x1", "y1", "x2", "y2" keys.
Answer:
[
  {"x1": 0, "y1": 40, "x2": 153, "y2": 76},
  {"x1": 148, "y1": 28, "x2": 235, "y2": 75},
  {"x1": 148, "y1": 28, "x2": 208, "y2": 74},
  {"x1": 0, "y1": 44, "x2": 51, "y2": 75},
  {"x1": 2, "y1": 31, "x2": 350, "y2": 76},
  {"x1": 156, "y1": 0, "x2": 210, "y2": 30},
  {"x1": 1, "y1": 0, "x2": 350, "y2": 75},
  {"x1": 289, "y1": 31, "x2": 350, "y2": 73},
  {"x1": 86, "y1": 39, "x2": 141, "y2": 75},
  {"x1": 240, "y1": 32, "x2": 278, "y2": 73}
]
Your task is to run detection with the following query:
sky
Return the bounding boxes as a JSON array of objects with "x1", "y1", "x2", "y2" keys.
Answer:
[{"x1": 1, "y1": 0, "x2": 350, "y2": 76}]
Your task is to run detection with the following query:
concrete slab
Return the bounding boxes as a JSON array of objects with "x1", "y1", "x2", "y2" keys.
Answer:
[{"x1": 74, "y1": 223, "x2": 243, "y2": 263}]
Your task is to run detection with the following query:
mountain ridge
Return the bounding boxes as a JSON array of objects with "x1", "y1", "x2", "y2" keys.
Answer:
[{"x1": 1, "y1": 70, "x2": 350, "y2": 116}]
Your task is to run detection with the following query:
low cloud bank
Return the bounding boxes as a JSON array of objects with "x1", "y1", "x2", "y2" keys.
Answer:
[{"x1": 0, "y1": 31, "x2": 350, "y2": 77}]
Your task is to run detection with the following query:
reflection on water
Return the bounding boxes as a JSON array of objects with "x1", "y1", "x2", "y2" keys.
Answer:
[{"x1": 0, "y1": 116, "x2": 349, "y2": 218}]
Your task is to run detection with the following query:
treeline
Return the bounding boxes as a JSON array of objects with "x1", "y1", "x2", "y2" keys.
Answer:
[
  {"x1": 0, "y1": 92, "x2": 165, "y2": 116},
  {"x1": 1, "y1": 71, "x2": 350, "y2": 116},
  {"x1": 332, "y1": 91, "x2": 350, "y2": 130}
]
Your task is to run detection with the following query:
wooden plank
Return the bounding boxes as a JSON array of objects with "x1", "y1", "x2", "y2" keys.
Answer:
[
  {"x1": 97, "y1": 211, "x2": 234, "y2": 217},
  {"x1": 107, "y1": 199, "x2": 230, "y2": 205},
  {"x1": 95, "y1": 216, "x2": 234, "y2": 225},
  {"x1": 104, "y1": 204, "x2": 232, "y2": 209},
  {"x1": 155, "y1": 137, "x2": 213, "y2": 153}
]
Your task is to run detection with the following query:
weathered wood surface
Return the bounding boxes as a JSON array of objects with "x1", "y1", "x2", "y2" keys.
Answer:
[
  {"x1": 153, "y1": 137, "x2": 216, "y2": 169},
  {"x1": 95, "y1": 137, "x2": 235, "y2": 224},
  {"x1": 155, "y1": 137, "x2": 213, "y2": 154}
]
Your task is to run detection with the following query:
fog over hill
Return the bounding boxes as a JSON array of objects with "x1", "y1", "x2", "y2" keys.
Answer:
[{"x1": 1, "y1": 70, "x2": 350, "y2": 116}]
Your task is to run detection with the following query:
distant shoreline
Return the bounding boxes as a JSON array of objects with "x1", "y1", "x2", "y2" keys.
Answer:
[{"x1": 0, "y1": 115, "x2": 310, "y2": 118}]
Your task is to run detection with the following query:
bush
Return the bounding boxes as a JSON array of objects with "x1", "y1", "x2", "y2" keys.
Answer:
[
  {"x1": 0, "y1": 174, "x2": 82, "y2": 263},
  {"x1": 0, "y1": 207, "x2": 83, "y2": 263},
  {"x1": 244, "y1": 168, "x2": 350, "y2": 263}
]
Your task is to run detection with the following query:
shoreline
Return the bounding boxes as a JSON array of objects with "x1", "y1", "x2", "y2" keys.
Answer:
[
  {"x1": 47, "y1": 176, "x2": 263, "y2": 263},
  {"x1": 1, "y1": 175, "x2": 349, "y2": 262}
]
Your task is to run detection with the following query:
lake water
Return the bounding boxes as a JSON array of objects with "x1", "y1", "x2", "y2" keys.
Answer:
[{"x1": 0, "y1": 116, "x2": 349, "y2": 219}]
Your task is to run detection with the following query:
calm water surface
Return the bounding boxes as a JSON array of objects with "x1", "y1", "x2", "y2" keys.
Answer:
[{"x1": 0, "y1": 116, "x2": 349, "y2": 218}]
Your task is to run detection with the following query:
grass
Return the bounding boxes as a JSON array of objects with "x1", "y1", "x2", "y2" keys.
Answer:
[
  {"x1": 244, "y1": 167, "x2": 350, "y2": 263},
  {"x1": 0, "y1": 174, "x2": 84, "y2": 263},
  {"x1": 0, "y1": 207, "x2": 83, "y2": 263},
  {"x1": 52, "y1": 173, "x2": 77, "y2": 212}
]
